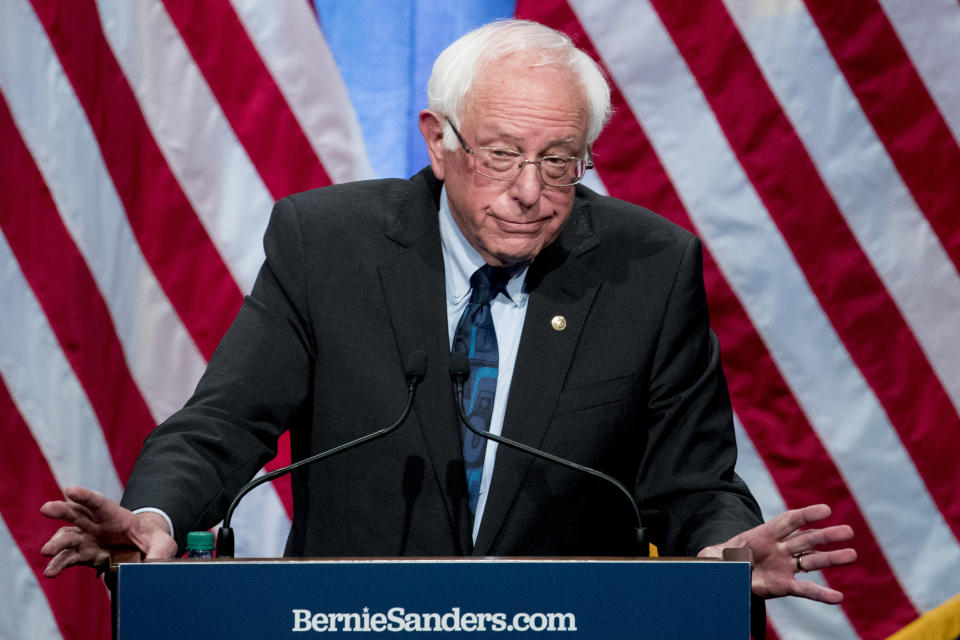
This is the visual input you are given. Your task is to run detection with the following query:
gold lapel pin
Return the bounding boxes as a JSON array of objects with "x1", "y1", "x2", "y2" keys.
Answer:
[{"x1": 551, "y1": 315, "x2": 567, "y2": 331}]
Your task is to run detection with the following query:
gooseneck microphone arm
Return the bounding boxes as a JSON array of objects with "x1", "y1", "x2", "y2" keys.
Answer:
[
  {"x1": 216, "y1": 350, "x2": 428, "y2": 558},
  {"x1": 448, "y1": 352, "x2": 646, "y2": 553}
]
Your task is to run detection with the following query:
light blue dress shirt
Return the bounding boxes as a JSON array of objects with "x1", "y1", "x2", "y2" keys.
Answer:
[{"x1": 438, "y1": 187, "x2": 530, "y2": 542}]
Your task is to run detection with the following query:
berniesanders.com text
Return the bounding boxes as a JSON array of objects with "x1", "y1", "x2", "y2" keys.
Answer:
[{"x1": 292, "y1": 606, "x2": 577, "y2": 633}]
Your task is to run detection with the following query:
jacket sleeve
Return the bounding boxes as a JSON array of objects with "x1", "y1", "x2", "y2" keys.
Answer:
[{"x1": 634, "y1": 234, "x2": 762, "y2": 555}]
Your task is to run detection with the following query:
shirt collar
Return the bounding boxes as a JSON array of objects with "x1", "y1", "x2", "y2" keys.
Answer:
[{"x1": 439, "y1": 186, "x2": 528, "y2": 307}]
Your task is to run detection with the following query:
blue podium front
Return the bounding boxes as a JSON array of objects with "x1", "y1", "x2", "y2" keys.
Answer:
[{"x1": 115, "y1": 558, "x2": 750, "y2": 638}]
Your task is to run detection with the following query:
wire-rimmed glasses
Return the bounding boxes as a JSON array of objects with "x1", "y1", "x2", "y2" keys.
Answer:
[{"x1": 447, "y1": 120, "x2": 593, "y2": 187}]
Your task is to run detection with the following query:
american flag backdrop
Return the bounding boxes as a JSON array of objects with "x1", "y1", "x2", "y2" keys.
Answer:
[{"x1": 1, "y1": 1, "x2": 958, "y2": 638}]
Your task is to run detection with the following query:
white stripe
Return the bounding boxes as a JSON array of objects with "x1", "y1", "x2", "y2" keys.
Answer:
[
  {"x1": 0, "y1": 231, "x2": 123, "y2": 499},
  {"x1": 570, "y1": 0, "x2": 960, "y2": 612},
  {"x1": 724, "y1": 0, "x2": 960, "y2": 423},
  {"x1": 230, "y1": 0, "x2": 376, "y2": 184},
  {"x1": 0, "y1": 0, "x2": 205, "y2": 424},
  {"x1": 0, "y1": 516, "x2": 62, "y2": 640},
  {"x1": 879, "y1": 0, "x2": 960, "y2": 145},
  {"x1": 93, "y1": 0, "x2": 272, "y2": 293},
  {"x1": 732, "y1": 417, "x2": 860, "y2": 640}
]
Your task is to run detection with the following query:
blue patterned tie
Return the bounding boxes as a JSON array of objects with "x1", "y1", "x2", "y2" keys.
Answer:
[{"x1": 452, "y1": 264, "x2": 510, "y2": 517}]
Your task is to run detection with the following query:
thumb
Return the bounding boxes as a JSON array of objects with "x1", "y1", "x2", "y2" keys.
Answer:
[{"x1": 129, "y1": 512, "x2": 178, "y2": 559}]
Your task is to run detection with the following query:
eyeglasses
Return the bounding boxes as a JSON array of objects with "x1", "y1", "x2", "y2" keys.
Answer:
[{"x1": 447, "y1": 120, "x2": 593, "y2": 187}]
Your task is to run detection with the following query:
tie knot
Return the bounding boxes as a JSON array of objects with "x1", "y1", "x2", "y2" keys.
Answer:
[{"x1": 469, "y1": 264, "x2": 511, "y2": 305}]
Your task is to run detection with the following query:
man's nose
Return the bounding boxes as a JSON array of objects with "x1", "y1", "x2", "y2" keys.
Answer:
[{"x1": 510, "y1": 160, "x2": 542, "y2": 206}]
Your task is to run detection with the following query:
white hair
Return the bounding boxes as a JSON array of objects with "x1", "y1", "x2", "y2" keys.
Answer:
[{"x1": 427, "y1": 19, "x2": 611, "y2": 150}]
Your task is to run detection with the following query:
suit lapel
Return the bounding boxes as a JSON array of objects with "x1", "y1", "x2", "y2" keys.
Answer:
[
  {"x1": 473, "y1": 197, "x2": 602, "y2": 555},
  {"x1": 376, "y1": 169, "x2": 473, "y2": 553}
]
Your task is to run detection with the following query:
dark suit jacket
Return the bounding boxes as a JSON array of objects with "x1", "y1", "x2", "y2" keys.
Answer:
[{"x1": 121, "y1": 167, "x2": 761, "y2": 558}]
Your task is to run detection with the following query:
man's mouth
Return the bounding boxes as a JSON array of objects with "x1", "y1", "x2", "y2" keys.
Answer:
[{"x1": 489, "y1": 212, "x2": 551, "y2": 233}]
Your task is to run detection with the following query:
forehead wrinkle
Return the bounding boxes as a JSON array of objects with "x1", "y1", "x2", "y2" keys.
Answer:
[
  {"x1": 462, "y1": 56, "x2": 589, "y2": 156},
  {"x1": 465, "y1": 56, "x2": 587, "y2": 116}
]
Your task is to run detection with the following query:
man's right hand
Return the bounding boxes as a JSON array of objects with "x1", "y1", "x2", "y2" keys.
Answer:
[{"x1": 40, "y1": 485, "x2": 178, "y2": 577}]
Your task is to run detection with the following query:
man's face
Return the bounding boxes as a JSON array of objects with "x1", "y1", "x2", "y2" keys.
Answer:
[{"x1": 421, "y1": 55, "x2": 590, "y2": 267}]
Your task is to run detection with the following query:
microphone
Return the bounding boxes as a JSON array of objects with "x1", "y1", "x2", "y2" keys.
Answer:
[
  {"x1": 216, "y1": 350, "x2": 428, "y2": 558},
  {"x1": 449, "y1": 352, "x2": 646, "y2": 553}
]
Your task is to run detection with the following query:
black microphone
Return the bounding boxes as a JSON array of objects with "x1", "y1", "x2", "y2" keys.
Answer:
[
  {"x1": 449, "y1": 352, "x2": 646, "y2": 553},
  {"x1": 216, "y1": 350, "x2": 428, "y2": 558}
]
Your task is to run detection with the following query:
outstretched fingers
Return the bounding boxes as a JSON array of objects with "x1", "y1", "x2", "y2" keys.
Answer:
[
  {"x1": 41, "y1": 499, "x2": 101, "y2": 535},
  {"x1": 795, "y1": 547, "x2": 858, "y2": 574},
  {"x1": 767, "y1": 504, "x2": 833, "y2": 541},
  {"x1": 40, "y1": 526, "x2": 109, "y2": 577},
  {"x1": 39, "y1": 485, "x2": 146, "y2": 577},
  {"x1": 784, "y1": 524, "x2": 855, "y2": 556},
  {"x1": 789, "y1": 577, "x2": 845, "y2": 604}
]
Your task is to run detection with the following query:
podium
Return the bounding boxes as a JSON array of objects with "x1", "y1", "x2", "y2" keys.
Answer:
[{"x1": 112, "y1": 553, "x2": 753, "y2": 638}]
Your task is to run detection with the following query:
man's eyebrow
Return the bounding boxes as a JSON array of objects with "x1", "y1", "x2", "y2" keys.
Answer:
[
  {"x1": 480, "y1": 131, "x2": 524, "y2": 146},
  {"x1": 546, "y1": 137, "x2": 582, "y2": 153}
]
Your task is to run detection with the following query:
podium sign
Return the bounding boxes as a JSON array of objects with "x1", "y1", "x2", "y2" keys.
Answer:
[{"x1": 115, "y1": 558, "x2": 750, "y2": 638}]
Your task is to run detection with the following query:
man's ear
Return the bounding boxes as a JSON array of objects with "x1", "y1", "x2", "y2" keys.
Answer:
[{"x1": 418, "y1": 110, "x2": 446, "y2": 181}]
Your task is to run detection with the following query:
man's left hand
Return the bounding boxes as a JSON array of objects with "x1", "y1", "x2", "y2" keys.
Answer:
[{"x1": 697, "y1": 504, "x2": 857, "y2": 603}]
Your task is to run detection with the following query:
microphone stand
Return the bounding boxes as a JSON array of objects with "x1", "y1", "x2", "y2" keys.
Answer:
[
  {"x1": 216, "y1": 351, "x2": 427, "y2": 558},
  {"x1": 450, "y1": 353, "x2": 646, "y2": 554}
]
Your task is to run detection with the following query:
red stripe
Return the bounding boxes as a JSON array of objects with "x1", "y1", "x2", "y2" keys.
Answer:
[
  {"x1": 29, "y1": 0, "x2": 243, "y2": 361},
  {"x1": 0, "y1": 376, "x2": 111, "y2": 640},
  {"x1": 271, "y1": 432, "x2": 294, "y2": 518},
  {"x1": 649, "y1": 0, "x2": 960, "y2": 541},
  {"x1": 515, "y1": 1, "x2": 919, "y2": 636},
  {"x1": 803, "y1": 0, "x2": 960, "y2": 273},
  {"x1": 162, "y1": 0, "x2": 333, "y2": 199},
  {"x1": 0, "y1": 95, "x2": 154, "y2": 482}
]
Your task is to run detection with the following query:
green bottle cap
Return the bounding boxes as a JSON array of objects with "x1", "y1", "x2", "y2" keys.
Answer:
[{"x1": 186, "y1": 530, "x2": 215, "y2": 550}]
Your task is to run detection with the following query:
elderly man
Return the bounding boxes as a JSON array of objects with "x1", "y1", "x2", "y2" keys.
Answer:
[{"x1": 41, "y1": 19, "x2": 854, "y2": 604}]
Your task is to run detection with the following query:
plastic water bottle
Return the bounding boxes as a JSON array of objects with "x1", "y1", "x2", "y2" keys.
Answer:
[{"x1": 186, "y1": 531, "x2": 215, "y2": 559}]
